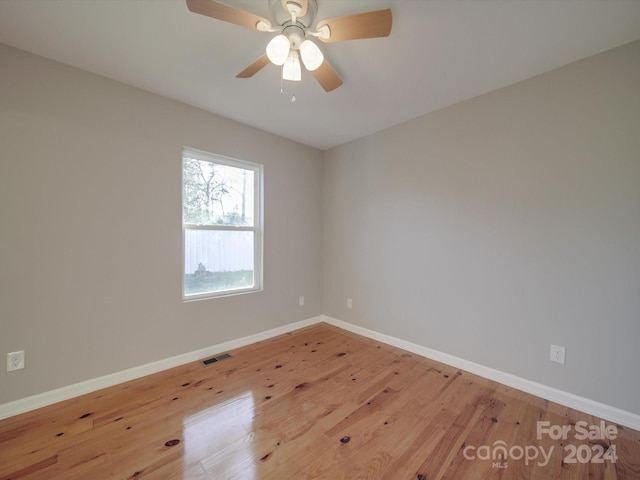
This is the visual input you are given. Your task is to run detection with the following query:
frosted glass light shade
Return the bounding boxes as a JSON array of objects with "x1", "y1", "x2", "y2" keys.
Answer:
[
  {"x1": 299, "y1": 40, "x2": 324, "y2": 71},
  {"x1": 266, "y1": 34, "x2": 290, "y2": 66},
  {"x1": 282, "y1": 50, "x2": 301, "y2": 81}
]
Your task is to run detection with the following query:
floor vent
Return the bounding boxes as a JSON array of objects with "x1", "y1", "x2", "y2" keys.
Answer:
[{"x1": 201, "y1": 353, "x2": 232, "y2": 366}]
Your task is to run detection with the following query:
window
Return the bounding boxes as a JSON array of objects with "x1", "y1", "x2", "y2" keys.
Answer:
[{"x1": 182, "y1": 147, "x2": 263, "y2": 300}]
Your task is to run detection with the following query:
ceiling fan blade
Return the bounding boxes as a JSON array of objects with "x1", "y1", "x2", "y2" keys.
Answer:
[
  {"x1": 316, "y1": 9, "x2": 392, "y2": 42},
  {"x1": 186, "y1": 0, "x2": 271, "y2": 31},
  {"x1": 236, "y1": 54, "x2": 270, "y2": 78},
  {"x1": 310, "y1": 59, "x2": 343, "y2": 92}
]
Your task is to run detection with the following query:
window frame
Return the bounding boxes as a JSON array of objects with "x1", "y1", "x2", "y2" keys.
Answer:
[{"x1": 181, "y1": 147, "x2": 263, "y2": 301}]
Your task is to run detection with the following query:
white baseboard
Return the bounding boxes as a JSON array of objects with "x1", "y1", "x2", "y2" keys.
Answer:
[
  {"x1": 0, "y1": 316, "x2": 322, "y2": 421},
  {"x1": 321, "y1": 315, "x2": 640, "y2": 431},
  {"x1": 3, "y1": 314, "x2": 639, "y2": 431}
]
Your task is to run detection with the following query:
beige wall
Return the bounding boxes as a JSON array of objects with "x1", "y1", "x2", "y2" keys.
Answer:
[
  {"x1": 2, "y1": 39, "x2": 639, "y2": 416},
  {"x1": 323, "y1": 40, "x2": 640, "y2": 415},
  {"x1": 0, "y1": 44, "x2": 323, "y2": 404}
]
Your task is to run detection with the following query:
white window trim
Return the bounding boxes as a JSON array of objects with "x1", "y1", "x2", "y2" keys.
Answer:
[{"x1": 182, "y1": 147, "x2": 263, "y2": 301}]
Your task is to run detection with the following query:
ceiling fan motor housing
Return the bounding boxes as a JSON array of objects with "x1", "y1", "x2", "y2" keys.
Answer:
[
  {"x1": 269, "y1": 0, "x2": 318, "y2": 29},
  {"x1": 283, "y1": 22, "x2": 305, "y2": 49}
]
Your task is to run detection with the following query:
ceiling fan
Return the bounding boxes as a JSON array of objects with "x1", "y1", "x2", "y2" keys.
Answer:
[{"x1": 186, "y1": 0, "x2": 392, "y2": 92}]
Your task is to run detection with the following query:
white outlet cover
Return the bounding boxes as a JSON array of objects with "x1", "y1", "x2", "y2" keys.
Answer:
[
  {"x1": 299, "y1": 296, "x2": 304, "y2": 306},
  {"x1": 550, "y1": 344, "x2": 566, "y2": 365},
  {"x1": 7, "y1": 351, "x2": 25, "y2": 371}
]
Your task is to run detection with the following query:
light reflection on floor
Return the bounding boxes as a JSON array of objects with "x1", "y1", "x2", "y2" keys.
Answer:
[{"x1": 183, "y1": 391, "x2": 257, "y2": 479}]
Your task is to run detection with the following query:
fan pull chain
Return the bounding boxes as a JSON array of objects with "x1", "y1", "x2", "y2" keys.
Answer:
[{"x1": 279, "y1": 65, "x2": 296, "y2": 102}]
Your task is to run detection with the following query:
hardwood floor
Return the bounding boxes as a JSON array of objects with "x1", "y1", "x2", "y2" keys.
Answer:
[{"x1": 1, "y1": 323, "x2": 639, "y2": 479}]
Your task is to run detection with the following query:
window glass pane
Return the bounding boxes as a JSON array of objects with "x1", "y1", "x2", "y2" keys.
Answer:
[
  {"x1": 183, "y1": 157, "x2": 255, "y2": 226},
  {"x1": 184, "y1": 229, "x2": 255, "y2": 296}
]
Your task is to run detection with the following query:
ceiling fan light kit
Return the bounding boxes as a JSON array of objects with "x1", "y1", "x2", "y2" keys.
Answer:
[
  {"x1": 299, "y1": 39, "x2": 323, "y2": 71},
  {"x1": 266, "y1": 34, "x2": 290, "y2": 65},
  {"x1": 282, "y1": 50, "x2": 302, "y2": 81},
  {"x1": 186, "y1": 0, "x2": 392, "y2": 92}
]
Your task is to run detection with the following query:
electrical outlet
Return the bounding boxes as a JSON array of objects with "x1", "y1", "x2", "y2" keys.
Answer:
[
  {"x1": 299, "y1": 296, "x2": 304, "y2": 306},
  {"x1": 347, "y1": 298, "x2": 353, "y2": 309},
  {"x1": 550, "y1": 345, "x2": 565, "y2": 365},
  {"x1": 7, "y1": 351, "x2": 25, "y2": 371}
]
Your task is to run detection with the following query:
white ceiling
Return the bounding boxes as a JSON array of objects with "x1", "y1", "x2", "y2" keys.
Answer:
[{"x1": 1, "y1": 0, "x2": 639, "y2": 150}]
